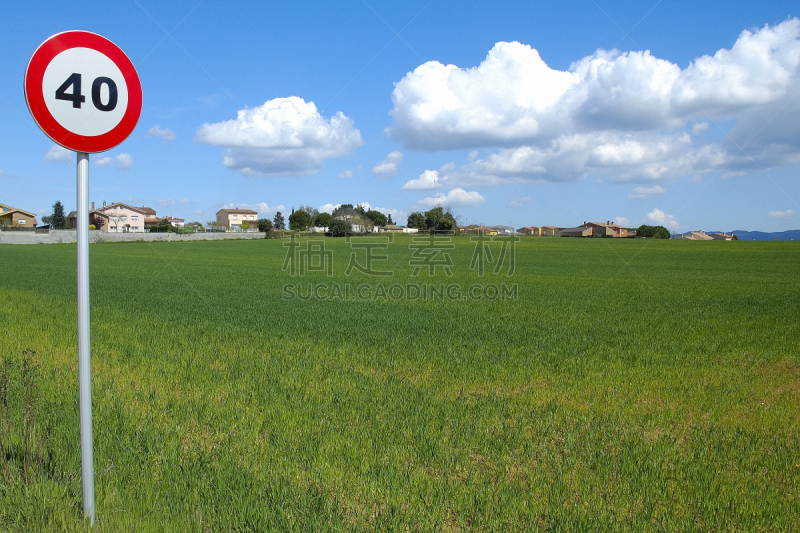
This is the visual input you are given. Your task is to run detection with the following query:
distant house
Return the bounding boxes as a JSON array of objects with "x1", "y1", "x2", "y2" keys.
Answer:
[
  {"x1": 68, "y1": 207, "x2": 110, "y2": 230},
  {"x1": 556, "y1": 221, "x2": 628, "y2": 238},
  {"x1": 383, "y1": 224, "x2": 406, "y2": 233},
  {"x1": 0, "y1": 207, "x2": 37, "y2": 228},
  {"x1": 216, "y1": 208, "x2": 258, "y2": 231},
  {"x1": 493, "y1": 225, "x2": 518, "y2": 235},
  {"x1": 0, "y1": 203, "x2": 37, "y2": 228},
  {"x1": 558, "y1": 226, "x2": 593, "y2": 237},
  {"x1": 540, "y1": 226, "x2": 562, "y2": 236},
  {"x1": 136, "y1": 206, "x2": 159, "y2": 225},
  {"x1": 517, "y1": 226, "x2": 540, "y2": 236},
  {"x1": 710, "y1": 232, "x2": 735, "y2": 241},
  {"x1": 332, "y1": 207, "x2": 364, "y2": 232},
  {"x1": 678, "y1": 231, "x2": 714, "y2": 241},
  {"x1": 377, "y1": 224, "x2": 419, "y2": 234},
  {"x1": 460, "y1": 224, "x2": 482, "y2": 234},
  {"x1": 159, "y1": 216, "x2": 185, "y2": 228},
  {"x1": 69, "y1": 202, "x2": 151, "y2": 233},
  {"x1": 94, "y1": 202, "x2": 148, "y2": 233},
  {"x1": 585, "y1": 221, "x2": 629, "y2": 237}
]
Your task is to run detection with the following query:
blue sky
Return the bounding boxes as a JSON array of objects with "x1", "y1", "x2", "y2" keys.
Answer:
[{"x1": 2, "y1": 0, "x2": 799, "y2": 232}]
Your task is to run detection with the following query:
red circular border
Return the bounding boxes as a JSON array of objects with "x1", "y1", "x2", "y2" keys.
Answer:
[{"x1": 25, "y1": 31, "x2": 142, "y2": 153}]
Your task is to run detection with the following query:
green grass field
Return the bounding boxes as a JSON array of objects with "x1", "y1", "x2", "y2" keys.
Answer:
[{"x1": 1, "y1": 236, "x2": 798, "y2": 531}]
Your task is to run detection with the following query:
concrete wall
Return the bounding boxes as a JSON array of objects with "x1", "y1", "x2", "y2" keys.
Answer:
[{"x1": 0, "y1": 229, "x2": 265, "y2": 245}]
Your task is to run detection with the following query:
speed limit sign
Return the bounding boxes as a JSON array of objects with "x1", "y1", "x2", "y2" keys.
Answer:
[
  {"x1": 25, "y1": 31, "x2": 142, "y2": 153},
  {"x1": 24, "y1": 31, "x2": 143, "y2": 526}
]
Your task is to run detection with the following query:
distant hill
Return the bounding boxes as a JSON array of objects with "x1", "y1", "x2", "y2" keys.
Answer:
[{"x1": 732, "y1": 230, "x2": 800, "y2": 241}]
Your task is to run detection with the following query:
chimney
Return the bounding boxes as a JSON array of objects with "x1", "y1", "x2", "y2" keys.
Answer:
[
  {"x1": 91, "y1": 202, "x2": 95, "y2": 211},
  {"x1": 103, "y1": 201, "x2": 106, "y2": 207}
]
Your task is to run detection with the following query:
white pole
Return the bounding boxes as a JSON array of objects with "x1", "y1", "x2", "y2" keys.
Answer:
[{"x1": 76, "y1": 151, "x2": 95, "y2": 525}]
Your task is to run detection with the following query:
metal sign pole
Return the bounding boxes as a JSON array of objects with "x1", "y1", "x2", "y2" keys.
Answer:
[{"x1": 76, "y1": 151, "x2": 95, "y2": 525}]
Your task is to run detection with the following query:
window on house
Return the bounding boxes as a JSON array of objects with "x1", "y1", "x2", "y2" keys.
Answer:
[
  {"x1": 233, "y1": 215, "x2": 238, "y2": 220},
  {"x1": 19, "y1": 219, "x2": 26, "y2": 225},
  {"x1": 132, "y1": 216, "x2": 138, "y2": 221}
]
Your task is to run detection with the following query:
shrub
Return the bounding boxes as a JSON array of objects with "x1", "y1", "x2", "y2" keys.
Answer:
[
  {"x1": 328, "y1": 219, "x2": 351, "y2": 237},
  {"x1": 257, "y1": 219, "x2": 273, "y2": 232}
]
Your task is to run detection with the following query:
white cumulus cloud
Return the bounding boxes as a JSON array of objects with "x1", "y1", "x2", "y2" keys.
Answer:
[
  {"x1": 147, "y1": 125, "x2": 177, "y2": 141},
  {"x1": 767, "y1": 209, "x2": 794, "y2": 218},
  {"x1": 157, "y1": 199, "x2": 193, "y2": 207},
  {"x1": 45, "y1": 145, "x2": 73, "y2": 162},
  {"x1": 402, "y1": 169, "x2": 443, "y2": 190},
  {"x1": 646, "y1": 208, "x2": 680, "y2": 231},
  {"x1": 196, "y1": 96, "x2": 363, "y2": 176},
  {"x1": 318, "y1": 203, "x2": 340, "y2": 214},
  {"x1": 418, "y1": 188, "x2": 486, "y2": 208},
  {"x1": 338, "y1": 165, "x2": 362, "y2": 178},
  {"x1": 371, "y1": 151, "x2": 403, "y2": 176},
  {"x1": 509, "y1": 196, "x2": 532, "y2": 208},
  {"x1": 628, "y1": 185, "x2": 667, "y2": 199},
  {"x1": 614, "y1": 216, "x2": 632, "y2": 227},
  {"x1": 388, "y1": 19, "x2": 800, "y2": 185},
  {"x1": 95, "y1": 153, "x2": 133, "y2": 170}
]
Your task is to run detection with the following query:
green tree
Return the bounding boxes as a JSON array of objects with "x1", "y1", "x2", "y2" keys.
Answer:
[
  {"x1": 636, "y1": 224, "x2": 670, "y2": 239},
  {"x1": 298, "y1": 204, "x2": 318, "y2": 218},
  {"x1": 406, "y1": 211, "x2": 426, "y2": 230},
  {"x1": 157, "y1": 217, "x2": 173, "y2": 233},
  {"x1": 89, "y1": 213, "x2": 106, "y2": 230},
  {"x1": 241, "y1": 221, "x2": 251, "y2": 232},
  {"x1": 363, "y1": 210, "x2": 387, "y2": 227},
  {"x1": 273, "y1": 212, "x2": 285, "y2": 230},
  {"x1": 424, "y1": 206, "x2": 455, "y2": 231},
  {"x1": 48, "y1": 201, "x2": 68, "y2": 229},
  {"x1": 328, "y1": 218, "x2": 351, "y2": 237},
  {"x1": 314, "y1": 212, "x2": 332, "y2": 227},
  {"x1": 332, "y1": 204, "x2": 354, "y2": 217},
  {"x1": 288, "y1": 210, "x2": 312, "y2": 231},
  {"x1": 387, "y1": 213, "x2": 394, "y2": 225},
  {"x1": 257, "y1": 218, "x2": 273, "y2": 232}
]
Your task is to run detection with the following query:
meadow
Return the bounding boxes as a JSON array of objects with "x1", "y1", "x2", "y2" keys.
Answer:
[{"x1": 0, "y1": 235, "x2": 798, "y2": 531}]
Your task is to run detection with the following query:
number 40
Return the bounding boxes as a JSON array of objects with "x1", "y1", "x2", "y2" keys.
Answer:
[{"x1": 55, "y1": 73, "x2": 118, "y2": 112}]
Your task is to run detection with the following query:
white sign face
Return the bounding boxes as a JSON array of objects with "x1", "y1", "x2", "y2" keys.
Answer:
[{"x1": 41, "y1": 47, "x2": 129, "y2": 137}]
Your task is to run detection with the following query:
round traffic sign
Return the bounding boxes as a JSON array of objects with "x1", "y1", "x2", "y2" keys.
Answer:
[{"x1": 25, "y1": 31, "x2": 142, "y2": 153}]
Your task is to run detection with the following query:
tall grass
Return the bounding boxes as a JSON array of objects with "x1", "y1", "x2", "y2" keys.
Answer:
[{"x1": 0, "y1": 237, "x2": 798, "y2": 531}]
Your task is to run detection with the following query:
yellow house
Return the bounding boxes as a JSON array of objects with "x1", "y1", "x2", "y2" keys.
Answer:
[{"x1": 216, "y1": 208, "x2": 258, "y2": 231}]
